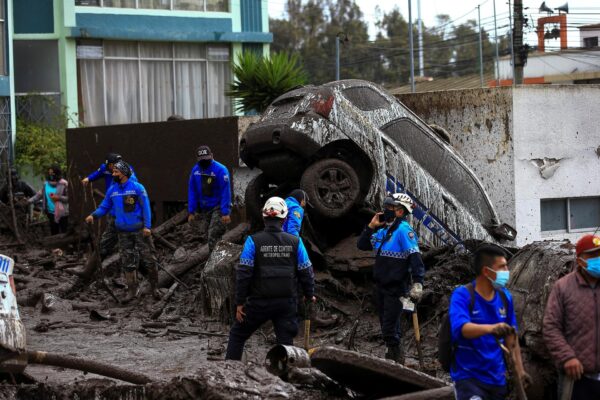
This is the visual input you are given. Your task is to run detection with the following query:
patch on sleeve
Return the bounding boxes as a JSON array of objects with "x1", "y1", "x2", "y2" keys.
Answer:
[
  {"x1": 293, "y1": 211, "x2": 301, "y2": 219},
  {"x1": 408, "y1": 231, "x2": 415, "y2": 239},
  {"x1": 223, "y1": 175, "x2": 229, "y2": 182}
]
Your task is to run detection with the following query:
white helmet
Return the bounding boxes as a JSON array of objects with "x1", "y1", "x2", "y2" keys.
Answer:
[
  {"x1": 262, "y1": 196, "x2": 288, "y2": 219},
  {"x1": 384, "y1": 193, "x2": 414, "y2": 214}
]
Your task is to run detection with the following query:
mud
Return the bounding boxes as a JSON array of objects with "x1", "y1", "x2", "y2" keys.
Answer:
[{"x1": 0, "y1": 220, "x2": 568, "y2": 399}]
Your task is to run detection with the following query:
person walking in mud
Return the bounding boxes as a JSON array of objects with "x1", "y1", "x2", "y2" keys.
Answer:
[
  {"x1": 282, "y1": 189, "x2": 310, "y2": 237},
  {"x1": 225, "y1": 197, "x2": 315, "y2": 361},
  {"x1": 543, "y1": 234, "x2": 600, "y2": 400},
  {"x1": 28, "y1": 165, "x2": 69, "y2": 235},
  {"x1": 85, "y1": 161, "x2": 160, "y2": 302},
  {"x1": 82, "y1": 153, "x2": 138, "y2": 260},
  {"x1": 449, "y1": 244, "x2": 530, "y2": 400},
  {"x1": 187, "y1": 145, "x2": 232, "y2": 252},
  {"x1": 357, "y1": 193, "x2": 425, "y2": 363}
]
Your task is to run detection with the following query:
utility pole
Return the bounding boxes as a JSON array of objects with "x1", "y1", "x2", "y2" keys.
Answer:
[
  {"x1": 336, "y1": 35, "x2": 340, "y2": 81},
  {"x1": 493, "y1": 0, "x2": 500, "y2": 86},
  {"x1": 513, "y1": 0, "x2": 524, "y2": 84},
  {"x1": 508, "y1": 0, "x2": 515, "y2": 86},
  {"x1": 408, "y1": 0, "x2": 415, "y2": 92},
  {"x1": 417, "y1": 0, "x2": 424, "y2": 77},
  {"x1": 478, "y1": 5, "x2": 484, "y2": 87}
]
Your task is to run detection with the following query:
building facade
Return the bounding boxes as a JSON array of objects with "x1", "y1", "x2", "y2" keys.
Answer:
[{"x1": 13, "y1": 0, "x2": 271, "y2": 127}]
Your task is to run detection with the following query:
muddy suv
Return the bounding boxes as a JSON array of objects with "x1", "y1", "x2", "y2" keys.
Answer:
[
  {"x1": 0, "y1": 254, "x2": 27, "y2": 373},
  {"x1": 240, "y1": 80, "x2": 515, "y2": 246}
]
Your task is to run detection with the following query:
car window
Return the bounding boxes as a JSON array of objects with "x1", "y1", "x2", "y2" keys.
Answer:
[
  {"x1": 342, "y1": 87, "x2": 389, "y2": 111},
  {"x1": 381, "y1": 118, "x2": 494, "y2": 224}
]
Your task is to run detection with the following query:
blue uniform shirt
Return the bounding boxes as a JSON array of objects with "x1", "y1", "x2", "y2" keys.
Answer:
[
  {"x1": 92, "y1": 178, "x2": 152, "y2": 232},
  {"x1": 282, "y1": 197, "x2": 304, "y2": 237},
  {"x1": 449, "y1": 283, "x2": 518, "y2": 386},
  {"x1": 187, "y1": 160, "x2": 231, "y2": 216},
  {"x1": 87, "y1": 163, "x2": 137, "y2": 217}
]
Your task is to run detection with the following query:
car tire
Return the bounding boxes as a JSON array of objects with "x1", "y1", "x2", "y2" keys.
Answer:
[
  {"x1": 300, "y1": 158, "x2": 361, "y2": 219},
  {"x1": 245, "y1": 173, "x2": 270, "y2": 223}
]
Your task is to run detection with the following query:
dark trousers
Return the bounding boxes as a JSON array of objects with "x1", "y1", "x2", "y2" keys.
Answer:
[
  {"x1": 226, "y1": 298, "x2": 298, "y2": 361},
  {"x1": 454, "y1": 378, "x2": 508, "y2": 400},
  {"x1": 99, "y1": 215, "x2": 118, "y2": 259},
  {"x1": 194, "y1": 207, "x2": 226, "y2": 252},
  {"x1": 375, "y1": 286, "x2": 403, "y2": 347},
  {"x1": 571, "y1": 376, "x2": 600, "y2": 400},
  {"x1": 117, "y1": 230, "x2": 158, "y2": 273},
  {"x1": 46, "y1": 213, "x2": 68, "y2": 235}
]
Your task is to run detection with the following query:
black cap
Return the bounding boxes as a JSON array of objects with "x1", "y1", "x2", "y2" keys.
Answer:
[
  {"x1": 113, "y1": 161, "x2": 132, "y2": 178},
  {"x1": 289, "y1": 189, "x2": 312, "y2": 207},
  {"x1": 106, "y1": 153, "x2": 122, "y2": 165},
  {"x1": 197, "y1": 145, "x2": 213, "y2": 161}
]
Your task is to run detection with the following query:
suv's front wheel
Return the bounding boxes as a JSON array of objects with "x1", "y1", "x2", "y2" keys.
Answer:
[{"x1": 300, "y1": 158, "x2": 360, "y2": 219}]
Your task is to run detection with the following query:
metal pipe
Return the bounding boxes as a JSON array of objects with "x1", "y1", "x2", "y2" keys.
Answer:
[
  {"x1": 493, "y1": 0, "x2": 500, "y2": 86},
  {"x1": 335, "y1": 35, "x2": 340, "y2": 81},
  {"x1": 478, "y1": 5, "x2": 484, "y2": 87},
  {"x1": 417, "y1": 0, "x2": 424, "y2": 77},
  {"x1": 408, "y1": 0, "x2": 415, "y2": 92},
  {"x1": 509, "y1": 0, "x2": 515, "y2": 86}
]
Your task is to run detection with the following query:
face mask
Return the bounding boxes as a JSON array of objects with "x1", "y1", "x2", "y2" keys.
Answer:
[
  {"x1": 198, "y1": 160, "x2": 212, "y2": 169},
  {"x1": 585, "y1": 257, "x2": 600, "y2": 278},
  {"x1": 383, "y1": 209, "x2": 396, "y2": 222},
  {"x1": 46, "y1": 175, "x2": 57, "y2": 183},
  {"x1": 486, "y1": 267, "x2": 510, "y2": 288}
]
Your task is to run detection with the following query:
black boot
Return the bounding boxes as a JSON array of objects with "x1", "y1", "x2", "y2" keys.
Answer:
[
  {"x1": 385, "y1": 345, "x2": 404, "y2": 364},
  {"x1": 148, "y1": 267, "x2": 161, "y2": 300}
]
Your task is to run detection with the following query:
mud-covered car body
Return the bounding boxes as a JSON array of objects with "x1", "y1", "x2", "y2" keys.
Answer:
[
  {"x1": 0, "y1": 254, "x2": 26, "y2": 372},
  {"x1": 241, "y1": 80, "x2": 515, "y2": 246}
]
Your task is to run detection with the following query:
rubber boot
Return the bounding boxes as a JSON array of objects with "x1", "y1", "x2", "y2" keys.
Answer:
[
  {"x1": 122, "y1": 271, "x2": 138, "y2": 303},
  {"x1": 385, "y1": 345, "x2": 404, "y2": 364},
  {"x1": 149, "y1": 267, "x2": 161, "y2": 300}
]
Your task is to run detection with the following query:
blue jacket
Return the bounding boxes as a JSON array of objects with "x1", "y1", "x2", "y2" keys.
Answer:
[
  {"x1": 188, "y1": 160, "x2": 231, "y2": 215},
  {"x1": 357, "y1": 219, "x2": 425, "y2": 295},
  {"x1": 449, "y1": 283, "x2": 517, "y2": 386},
  {"x1": 282, "y1": 197, "x2": 304, "y2": 237},
  {"x1": 87, "y1": 163, "x2": 137, "y2": 191},
  {"x1": 92, "y1": 178, "x2": 152, "y2": 232}
]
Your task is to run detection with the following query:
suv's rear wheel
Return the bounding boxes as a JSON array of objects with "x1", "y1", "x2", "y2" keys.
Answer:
[{"x1": 300, "y1": 158, "x2": 360, "y2": 218}]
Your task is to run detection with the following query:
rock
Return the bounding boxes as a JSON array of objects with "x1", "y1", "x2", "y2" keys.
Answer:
[
  {"x1": 41, "y1": 293, "x2": 73, "y2": 314},
  {"x1": 173, "y1": 246, "x2": 188, "y2": 263}
]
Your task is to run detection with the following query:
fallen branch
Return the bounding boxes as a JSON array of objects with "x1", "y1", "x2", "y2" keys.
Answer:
[
  {"x1": 150, "y1": 282, "x2": 179, "y2": 320},
  {"x1": 379, "y1": 386, "x2": 454, "y2": 400},
  {"x1": 26, "y1": 350, "x2": 153, "y2": 385}
]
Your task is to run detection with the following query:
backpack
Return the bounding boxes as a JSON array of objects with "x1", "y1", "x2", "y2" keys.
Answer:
[{"x1": 438, "y1": 283, "x2": 508, "y2": 372}]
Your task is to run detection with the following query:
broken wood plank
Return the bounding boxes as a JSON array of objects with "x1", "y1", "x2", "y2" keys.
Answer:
[
  {"x1": 150, "y1": 282, "x2": 179, "y2": 320},
  {"x1": 379, "y1": 386, "x2": 454, "y2": 400}
]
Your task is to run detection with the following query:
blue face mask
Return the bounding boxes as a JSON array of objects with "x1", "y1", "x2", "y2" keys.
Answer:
[
  {"x1": 486, "y1": 267, "x2": 510, "y2": 288},
  {"x1": 585, "y1": 257, "x2": 600, "y2": 278}
]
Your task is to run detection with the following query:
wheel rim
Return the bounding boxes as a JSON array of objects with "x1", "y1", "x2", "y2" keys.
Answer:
[{"x1": 315, "y1": 167, "x2": 355, "y2": 209}]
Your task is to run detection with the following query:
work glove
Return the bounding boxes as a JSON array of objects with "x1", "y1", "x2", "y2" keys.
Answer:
[{"x1": 409, "y1": 283, "x2": 423, "y2": 302}]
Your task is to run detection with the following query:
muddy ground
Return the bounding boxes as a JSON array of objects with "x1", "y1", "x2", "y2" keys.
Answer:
[{"x1": 0, "y1": 216, "x2": 567, "y2": 399}]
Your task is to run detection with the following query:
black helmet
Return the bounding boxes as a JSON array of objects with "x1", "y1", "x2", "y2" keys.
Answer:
[
  {"x1": 113, "y1": 160, "x2": 132, "y2": 178},
  {"x1": 106, "y1": 153, "x2": 122, "y2": 165}
]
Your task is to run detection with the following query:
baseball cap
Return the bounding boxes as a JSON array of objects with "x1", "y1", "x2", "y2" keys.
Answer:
[
  {"x1": 196, "y1": 145, "x2": 213, "y2": 161},
  {"x1": 576, "y1": 234, "x2": 600, "y2": 256}
]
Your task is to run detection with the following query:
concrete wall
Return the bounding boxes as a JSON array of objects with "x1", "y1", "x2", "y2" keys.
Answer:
[
  {"x1": 498, "y1": 50, "x2": 600, "y2": 81},
  {"x1": 397, "y1": 88, "x2": 516, "y2": 230},
  {"x1": 512, "y1": 85, "x2": 600, "y2": 245}
]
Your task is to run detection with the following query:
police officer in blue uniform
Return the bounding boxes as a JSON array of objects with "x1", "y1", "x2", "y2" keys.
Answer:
[
  {"x1": 357, "y1": 193, "x2": 425, "y2": 363},
  {"x1": 187, "y1": 145, "x2": 232, "y2": 252},
  {"x1": 282, "y1": 189, "x2": 309, "y2": 237},
  {"x1": 225, "y1": 197, "x2": 315, "y2": 360},
  {"x1": 82, "y1": 153, "x2": 138, "y2": 259},
  {"x1": 85, "y1": 161, "x2": 160, "y2": 302}
]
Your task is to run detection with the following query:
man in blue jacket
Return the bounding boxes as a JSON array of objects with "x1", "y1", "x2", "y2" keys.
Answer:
[
  {"x1": 187, "y1": 145, "x2": 232, "y2": 252},
  {"x1": 282, "y1": 189, "x2": 309, "y2": 237},
  {"x1": 357, "y1": 193, "x2": 425, "y2": 363},
  {"x1": 449, "y1": 244, "x2": 529, "y2": 400},
  {"x1": 85, "y1": 161, "x2": 159, "y2": 302},
  {"x1": 82, "y1": 153, "x2": 138, "y2": 259},
  {"x1": 225, "y1": 197, "x2": 315, "y2": 361}
]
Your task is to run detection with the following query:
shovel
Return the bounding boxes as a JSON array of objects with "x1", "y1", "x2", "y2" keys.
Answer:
[
  {"x1": 401, "y1": 297, "x2": 424, "y2": 370},
  {"x1": 303, "y1": 301, "x2": 312, "y2": 351},
  {"x1": 560, "y1": 376, "x2": 574, "y2": 400}
]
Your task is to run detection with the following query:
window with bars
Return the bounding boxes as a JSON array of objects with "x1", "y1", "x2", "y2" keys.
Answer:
[
  {"x1": 77, "y1": 40, "x2": 231, "y2": 126},
  {"x1": 541, "y1": 197, "x2": 600, "y2": 233},
  {"x1": 75, "y1": 0, "x2": 229, "y2": 12}
]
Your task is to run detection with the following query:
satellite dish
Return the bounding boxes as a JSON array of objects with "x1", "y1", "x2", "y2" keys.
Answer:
[
  {"x1": 539, "y1": 1, "x2": 554, "y2": 14},
  {"x1": 555, "y1": 2, "x2": 569, "y2": 13}
]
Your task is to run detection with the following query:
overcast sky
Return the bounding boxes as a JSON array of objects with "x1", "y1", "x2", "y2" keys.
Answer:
[{"x1": 268, "y1": 0, "x2": 600, "y2": 49}]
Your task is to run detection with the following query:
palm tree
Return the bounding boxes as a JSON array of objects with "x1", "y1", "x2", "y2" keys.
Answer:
[{"x1": 228, "y1": 51, "x2": 308, "y2": 114}]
